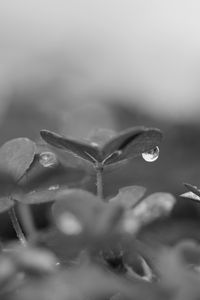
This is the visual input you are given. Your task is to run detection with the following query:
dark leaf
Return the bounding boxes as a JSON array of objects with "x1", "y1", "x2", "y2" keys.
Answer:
[
  {"x1": 103, "y1": 127, "x2": 162, "y2": 165},
  {"x1": 109, "y1": 186, "x2": 146, "y2": 209},
  {"x1": 40, "y1": 129, "x2": 101, "y2": 163}
]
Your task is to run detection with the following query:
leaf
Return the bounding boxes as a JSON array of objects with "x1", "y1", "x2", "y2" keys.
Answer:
[
  {"x1": 52, "y1": 189, "x2": 123, "y2": 241},
  {"x1": 175, "y1": 240, "x2": 200, "y2": 265},
  {"x1": 40, "y1": 129, "x2": 101, "y2": 163},
  {"x1": 180, "y1": 183, "x2": 200, "y2": 202},
  {"x1": 15, "y1": 142, "x2": 87, "y2": 203},
  {"x1": 109, "y1": 186, "x2": 146, "y2": 209},
  {"x1": 52, "y1": 189, "x2": 104, "y2": 236},
  {"x1": 15, "y1": 187, "x2": 67, "y2": 205},
  {"x1": 180, "y1": 192, "x2": 200, "y2": 202},
  {"x1": 0, "y1": 138, "x2": 36, "y2": 212},
  {"x1": 11, "y1": 246, "x2": 58, "y2": 275},
  {"x1": 102, "y1": 127, "x2": 162, "y2": 165},
  {"x1": 183, "y1": 183, "x2": 200, "y2": 197},
  {"x1": 0, "y1": 138, "x2": 36, "y2": 182},
  {"x1": 122, "y1": 193, "x2": 176, "y2": 234}
]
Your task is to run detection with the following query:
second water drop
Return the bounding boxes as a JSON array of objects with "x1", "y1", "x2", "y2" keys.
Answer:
[{"x1": 39, "y1": 152, "x2": 58, "y2": 167}]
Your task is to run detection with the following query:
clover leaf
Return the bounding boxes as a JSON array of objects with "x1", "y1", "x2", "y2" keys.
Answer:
[{"x1": 40, "y1": 127, "x2": 162, "y2": 166}]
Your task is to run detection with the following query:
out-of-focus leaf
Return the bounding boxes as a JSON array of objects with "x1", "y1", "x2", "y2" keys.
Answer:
[
  {"x1": 11, "y1": 262, "x2": 161, "y2": 300},
  {"x1": 175, "y1": 240, "x2": 200, "y2": 265},
  {"x1": 109, "y1": 186, "x2": 146, "y2": 209},
  {"x1": 95, "y1": 203, "x2": 124, "y2": 236},
  {"x1": 122, "y1": 193, "x2": 176, "y2": 234},
  {"x1": 52, "y1": 189, "x2": 123, "y2": 243},
  {"x1": 157, "y1": 247, "x2": 200, "y2": 300},
  {"x1": 52, "y1": 189, "x2": 104, "y2": 235},
  {"x1": 0, "y1": 256, "x2": 16, "y2": 286},
  {"x1": 34, "y1": 227, "x2": 88, "y2": 264},
  {"x1": 10, "y1": 246, "x2": 58, "y2": 275},
  {"x1": 15, "y1": 187, "x2": 67, "y2": 205},
  {"x1": 0, "y1": 138, "x2": 36, "y2": 182}
]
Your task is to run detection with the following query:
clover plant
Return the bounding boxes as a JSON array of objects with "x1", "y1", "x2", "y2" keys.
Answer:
[{"x1": 0, "y1": 126, "x2": 198, "y2": 300}]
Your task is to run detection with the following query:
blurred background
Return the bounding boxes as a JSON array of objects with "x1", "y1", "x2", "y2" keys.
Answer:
[{"x1": 0, "y1": 0, "x2": 200, "y2": 201}]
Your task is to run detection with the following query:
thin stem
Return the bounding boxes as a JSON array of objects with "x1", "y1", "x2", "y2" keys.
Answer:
[
  {"x1": 96, "y1": 164, "x2": 104, "y2": 200},
  {"x1": 8, "y1": 206, "x2": 27, "y2": 246},
  {"x1": 18, "y1": 204, "x2": 37, "y2": 239}
]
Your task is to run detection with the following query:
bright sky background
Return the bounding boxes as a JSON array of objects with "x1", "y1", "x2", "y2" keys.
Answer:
[{"x1": 1, "y1": 0, "x2": 200, "y2": 120}]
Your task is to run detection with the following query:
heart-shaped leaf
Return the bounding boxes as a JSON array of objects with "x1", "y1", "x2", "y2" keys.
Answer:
[
  {"x1": 40, "y1": 130, "x2": 101, "y2": 163},
  {"x1": 109, "y1": 186, "x2": 146, "y2": 209}
]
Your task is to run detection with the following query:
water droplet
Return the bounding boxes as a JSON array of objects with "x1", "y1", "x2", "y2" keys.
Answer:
[
  {"x1": 142, "y1": 147, "x2": 159, "y2": 162},
  {"x1": 58, "y1": 212, "x2": 82, "y2": 235},
  {"x1": 48, "y1": 185, "x2": 59, "y2": 191},
  {"x1": 39, "y1": 152, "x2": 58, "y2": 167}
]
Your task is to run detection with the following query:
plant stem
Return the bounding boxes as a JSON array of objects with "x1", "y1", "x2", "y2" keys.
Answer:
[
  {"x1": 18, "y1": 204, "x2": 37, "y2": 239},
  {"x1": 96, "y1": 164, "x2": 104, "y2": 199},
  {"x1": 8, "y1": 206, "x2": 27, "y2": 246}
]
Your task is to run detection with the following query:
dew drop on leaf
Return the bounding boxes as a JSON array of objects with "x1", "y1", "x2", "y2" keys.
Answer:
[
  {"x1": 39, "y1": 152, "x2": 58, "y2": 168},
  {"x1": 57, "y1": 212, "x2": 83, "y2": 235},
  {"x1": 142, "y1": 146, "x2": 159, "y2": 162}
]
